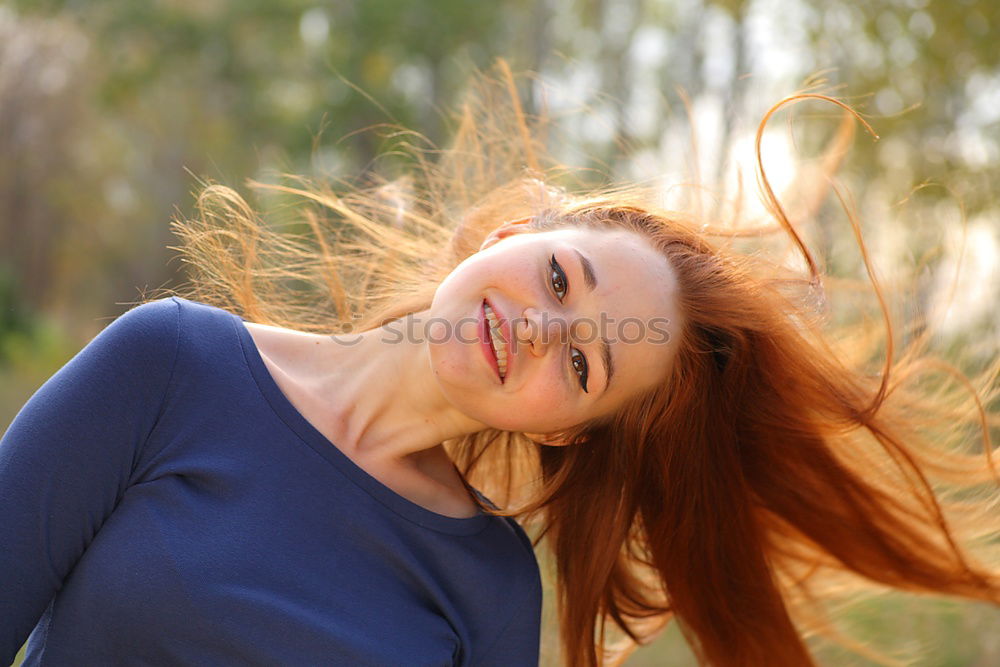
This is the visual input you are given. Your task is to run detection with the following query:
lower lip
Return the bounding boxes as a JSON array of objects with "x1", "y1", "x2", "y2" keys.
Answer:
[{"x1": 480, "y1": 300, "x2": 503, "y2": 384}]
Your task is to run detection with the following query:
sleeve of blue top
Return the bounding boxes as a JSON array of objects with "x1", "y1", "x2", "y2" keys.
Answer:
[
  {"x1": 0, "y1": 298, "x2": 180, "y2": 664},
  {"x1": 476, "y1": 580, "x2": 544, "y2": 667}
]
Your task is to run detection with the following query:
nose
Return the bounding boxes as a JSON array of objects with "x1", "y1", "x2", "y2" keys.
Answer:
[{"x1": 516, "y1": 307, "x2": 569, "y2": 355}]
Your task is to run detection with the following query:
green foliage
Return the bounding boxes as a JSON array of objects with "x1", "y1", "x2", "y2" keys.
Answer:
[{"x1": 0, "y1": 263, "x2": 32, "y2": 349}]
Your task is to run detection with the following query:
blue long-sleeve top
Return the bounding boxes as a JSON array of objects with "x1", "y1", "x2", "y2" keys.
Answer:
[{"x1": 1, "y1": 297, "x2": 542, "y2": 666}]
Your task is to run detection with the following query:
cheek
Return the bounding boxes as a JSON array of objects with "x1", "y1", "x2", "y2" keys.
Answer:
[
  {"x1": 428, "y1": 334, "x2": 483, "y2": 389},
  {"x1": 505, "y1": 378, "x2": 578, "y2": 426}
]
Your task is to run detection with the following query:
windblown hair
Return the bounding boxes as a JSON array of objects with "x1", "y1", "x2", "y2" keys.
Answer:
[{"x1": 164, "y1": 63, "x2": 1000, "y2": 665}]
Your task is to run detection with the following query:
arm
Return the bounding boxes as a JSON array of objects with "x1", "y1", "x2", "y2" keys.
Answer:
[{"x1": 0, "y1": 298, "x2": 180, "y2": 662}]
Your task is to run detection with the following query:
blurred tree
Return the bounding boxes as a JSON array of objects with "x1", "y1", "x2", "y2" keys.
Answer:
[
  {"x1": 2, "y1": 0, "x2": 543, "y2": 318},
  {"x1": 0, "y1": 11, "x2": 92, "y2": 321}
]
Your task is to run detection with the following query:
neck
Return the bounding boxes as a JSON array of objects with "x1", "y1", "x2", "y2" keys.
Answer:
[{"x1": 305, "y1": 309, "x2": 487, "y2": 466}]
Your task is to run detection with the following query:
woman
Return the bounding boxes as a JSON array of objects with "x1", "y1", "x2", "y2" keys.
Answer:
[{"x1": 3, "y1": 66, "x2": 999, "y2": 666}]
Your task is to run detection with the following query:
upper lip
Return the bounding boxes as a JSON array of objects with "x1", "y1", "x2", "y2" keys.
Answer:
[{"x1": 484, "y1": 297, "x2": 513, "y2": 381}]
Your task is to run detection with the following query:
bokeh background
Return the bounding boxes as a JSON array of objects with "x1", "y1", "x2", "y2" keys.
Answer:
[{"x1": 2, "y1": 0, "x2": 998, "y2": 665}]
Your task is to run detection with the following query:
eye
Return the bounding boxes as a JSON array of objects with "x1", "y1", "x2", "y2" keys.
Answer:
[
  {"x1": 549, "y1": 253, "x2": 589, "y2": 393},
  {"x1": 549, "y1": 254, "x2": 568, "y2": 301},
  {"x1": 571, "y1": 348, "x2": 589, "y2": 393}
]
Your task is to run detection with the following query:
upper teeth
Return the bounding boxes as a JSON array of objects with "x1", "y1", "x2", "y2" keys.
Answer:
[{"x1": 484, "y1": 303, "x2": 508, "y2": 378}]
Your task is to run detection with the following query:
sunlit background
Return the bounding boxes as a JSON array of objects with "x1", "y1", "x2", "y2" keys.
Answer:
[{"x1": 2, "y1": 0, "x2": 998, "y2": 664}]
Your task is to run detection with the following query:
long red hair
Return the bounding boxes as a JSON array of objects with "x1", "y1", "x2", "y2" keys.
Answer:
[
  {"x1": 453, "y1": 200, "x2": 1000, "y2": 665},
  {"x1": 167, "y1": 63, "x2": 1000, "y2": 665}
]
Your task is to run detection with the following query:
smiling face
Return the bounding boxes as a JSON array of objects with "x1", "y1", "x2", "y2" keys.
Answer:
[{"x1": 426, "y1": 221, "x2": 684, "y2": 439}]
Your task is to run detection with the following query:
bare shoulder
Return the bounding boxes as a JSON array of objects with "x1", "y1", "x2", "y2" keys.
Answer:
[
  {"x1": 242, "y1": 321, "x2": 330, "y2": 369},
  {"x1": 242, "y1": 321, "x2": 328, "y2": 349}
]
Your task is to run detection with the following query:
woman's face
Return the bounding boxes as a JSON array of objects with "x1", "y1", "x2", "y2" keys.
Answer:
[{"x1": 427, "y1": 222, "x2": 683, "y2": 439}]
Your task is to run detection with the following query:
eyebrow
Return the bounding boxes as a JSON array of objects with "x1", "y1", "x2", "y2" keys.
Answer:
[
  {"x1": 571, "y1": 248, "x2": 614, "y2": 393},
  {"x1": 572, "y1": 248, "x2": 598, "y2": 292}
]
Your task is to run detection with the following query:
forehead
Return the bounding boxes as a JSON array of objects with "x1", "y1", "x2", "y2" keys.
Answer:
[{"x1": 546, "y1": 226, "x2": 682, "y2": 400}]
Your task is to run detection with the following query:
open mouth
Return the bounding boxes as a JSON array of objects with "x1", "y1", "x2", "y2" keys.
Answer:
[{"x1": 483, "y1": 299, "x2": 508, "y2": 380}]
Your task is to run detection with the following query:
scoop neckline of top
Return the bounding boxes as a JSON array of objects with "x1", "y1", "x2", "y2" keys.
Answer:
[{"x1": 228, "y1": 310, "x2": 492, "y2": 536}]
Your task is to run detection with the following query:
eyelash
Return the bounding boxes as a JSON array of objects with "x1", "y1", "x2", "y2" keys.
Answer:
[{"x1": 549, "y1": 254, "x2": 589, "y2": 393}]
